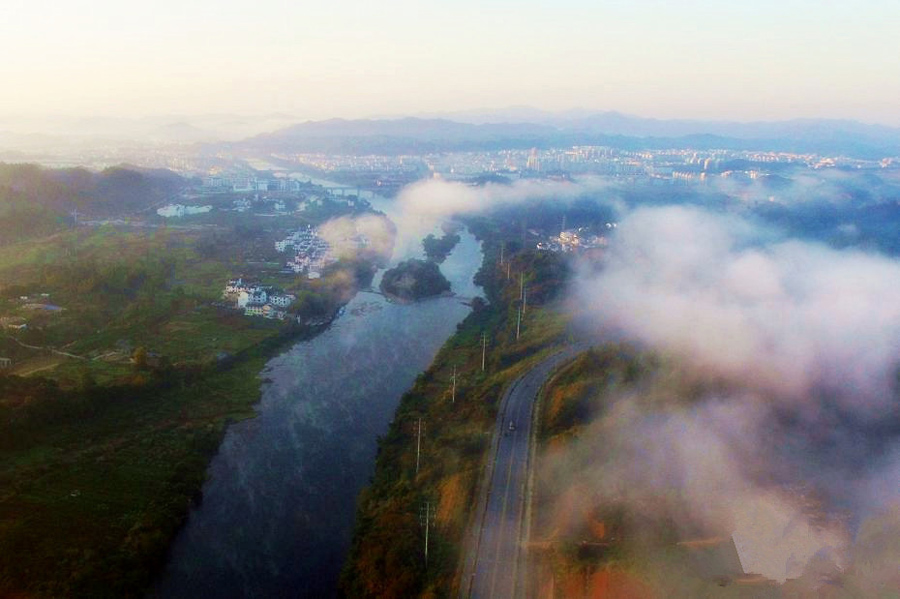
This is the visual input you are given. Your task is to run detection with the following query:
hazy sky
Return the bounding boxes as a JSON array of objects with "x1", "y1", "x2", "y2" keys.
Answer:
[{"x1": 3, "y1": 0, "x2": 900, "y2": 124}]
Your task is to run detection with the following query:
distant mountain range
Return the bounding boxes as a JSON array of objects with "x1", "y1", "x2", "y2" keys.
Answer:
[
  {"x1": 241, "y1": 111, "x2": 900, "y2": 159},
  {"x1": 3, "y1": 109, "x2": 899, "y2": 159},
  {"x1": 0, "y1": 113, "x2": 302, "y2": 147},
  {"x1": 241, "y1": 118, "x2": 558, "y2": 154}
]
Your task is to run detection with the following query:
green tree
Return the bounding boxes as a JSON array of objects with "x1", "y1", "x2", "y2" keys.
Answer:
[{"x1": 132, "y1": 346, "x2": 148, "y2": 370}]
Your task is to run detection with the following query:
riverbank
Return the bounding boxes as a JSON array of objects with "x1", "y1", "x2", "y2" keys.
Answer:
[
  {"x1": 152, "y1": 228, "x2": 485, "y2": 598},
  {"x1": 339, "y1": 236, "x2": 573, "y2": 598},
  {"x1": 0, "y1": 321, "x2": 335, "y2": 597}
]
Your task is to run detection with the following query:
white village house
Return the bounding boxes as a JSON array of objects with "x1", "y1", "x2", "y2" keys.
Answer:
[
  {"x1": 268, "y1": 294, "x2": 296, "y2": 308},
  {"x1": 237, "y1": 289, "x2": 267, "y2": 308},
  {"x1": 223, "y1": 279, "x2": 294, "y2": 320}
]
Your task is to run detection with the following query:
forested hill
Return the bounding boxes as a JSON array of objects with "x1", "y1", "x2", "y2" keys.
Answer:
[
  {"x1": 0, "y1": 163, "x2": 187, "y2": 244},
  {"x1": 0, "y1": 163, "x2": 187, "y2": 215}
]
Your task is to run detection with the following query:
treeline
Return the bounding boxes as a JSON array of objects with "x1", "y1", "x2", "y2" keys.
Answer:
[
  {"x1": 2, "y1": 252, "x2": 178, "y2": 302},
  {"x1": 0, "y1": 163, "x2": 187, "y2": 241},
  {"x1": 285, "y1": 257, "x2": 378, "y2": 319},
  {"x1": 0, "y1": 249, "x2": 205, "y2": 354},
  {"x1": 0, "y1": 186, "x2": 67, "y2": 243},
  {"x1": 0, "y1": 355, "x2": 256, "y2": 597},
  {"x1": 0, "y1": 355, "x2": 200, "y2": 451},
  {"x1": 422, "y1": 232, "x2": 460, "y2": 263},
  {"x1": 380, "y1": 259, "x2": 451, "y2": 301}
]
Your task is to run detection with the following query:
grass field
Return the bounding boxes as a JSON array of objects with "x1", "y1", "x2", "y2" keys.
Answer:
[{"x1": 0, "y1": 351, "x2": 272, "y2": 597}]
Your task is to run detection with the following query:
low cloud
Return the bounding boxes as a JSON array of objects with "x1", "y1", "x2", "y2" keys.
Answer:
[
  {"x1": 544, "y1": 391, "x2": 850, "y2": 583},
  {"x1": 317, "y1": 213, "x2": 395, "y2": 266},
  {"x1": 563, "y1": 205, "x2": 900, "y2": 587},
  {"x1": 389, "y1": 176, "x2": 620, "y2": 257},
  {"x1": 702, "y1": 166, "x2": 885, "y2": 207},
  {"x1": 575, "y1": 205, "x2": 900, "y2": 414}
]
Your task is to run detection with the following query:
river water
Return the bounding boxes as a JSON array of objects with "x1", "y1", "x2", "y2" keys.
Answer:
[{"x1": 154, "y1": 192, "x2": 483, "y2": 598}]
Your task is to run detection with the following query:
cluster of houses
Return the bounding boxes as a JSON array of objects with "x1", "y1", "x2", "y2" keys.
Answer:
[
  {"x1": 296, "y1": 196, "x2": 329, "y2": 212},
  {"x1": 275, "y1": 227, "x2": 335, "y2": 279},
  {"x1": 156, "y1": 204, "x2": 213, "y2": 218},
  {"x1": 0, "y1": 293, "x2": 60, "y2": 333},
  {"x1": 228, "y1": 193, "x2": 353, "y2": 216},
  {"x1": 1, "y1": 316, "x2": 28, "y2": 330},
  {"x1": 203, "y1": 175, "x2": 308, "y2": 193},
  {"x1": 276, "y1": 225, "x2": 371, "y2": 279},
  {"x1": 223, "y1": 278, "x2": 296, "y2": 320},
  {"x1": 232, "y1": 197, "x2": 253, "y2": 212},
  {"x1": 536, "y1": 227, "x2": 611, "y2": 253},
  {"x1": 231, "y1": 195, "x2": 293, "y2": 214}
]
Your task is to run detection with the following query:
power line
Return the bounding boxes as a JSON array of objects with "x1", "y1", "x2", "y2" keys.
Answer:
[
  {"x1": 419, "y1": 500, "x2": 436, "y2": 566},
  {"x1": 451, "y1": 365, "x2": 457, "y2": 404},
  {"x1": 415, "y1": 418, "x2": 425, "y2": 475}
]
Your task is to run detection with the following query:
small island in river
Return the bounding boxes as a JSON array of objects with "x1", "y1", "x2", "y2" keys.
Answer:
[
  {"x1": 422, "y1": 231, "x2": 461, "y2": 263},
  {"x1": 379, "y1": 258, "x2": 451, "y2": 301}
]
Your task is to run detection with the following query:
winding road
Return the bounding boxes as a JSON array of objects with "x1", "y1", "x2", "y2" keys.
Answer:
[{"x1": 460, "y1": 345, "x2": 586, "y2": 599}]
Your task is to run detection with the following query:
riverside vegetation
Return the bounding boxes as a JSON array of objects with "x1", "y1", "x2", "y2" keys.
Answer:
[
  {"x1": 340, "y1": 217, "x2": 575, "y2": 599},
  {"x1": 379, "y1": 230, "x2": 462, "y2": 301}
]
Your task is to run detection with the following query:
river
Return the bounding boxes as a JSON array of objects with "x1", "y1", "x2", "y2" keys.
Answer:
[{"x1": 153, "y1": 190, "x2": 483, "y2": 597}]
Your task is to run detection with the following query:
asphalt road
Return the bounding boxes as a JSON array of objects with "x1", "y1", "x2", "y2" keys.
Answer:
[{"x1": 460, "y1": 346, "x2": 586, "y2": 599}]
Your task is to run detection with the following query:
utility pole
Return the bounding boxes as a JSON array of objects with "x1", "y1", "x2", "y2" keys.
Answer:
[
  {"x1": 451, "y1": 365, "x2": 457, "y2": 403},
  {"x1": 499, "y1": 243, "x2": 504, "y2": 265},
  {"x1": 481, "y1": 333, "x2": 486, "y2": 371},
  {"x1": 415, "y1": 418, "x2": 424, "y2": 475},
  {"x1": 520, "y1": 272, "x2": 525, "y2": 301},
  {"x1": 506, "y1": 262, "x2": 511, "y2": 280},
  {"x1": 516, "y1": 306, "x2": 521, "y2": 340},
  {"x1": 419, "y1": 501, "x2": 435, "y2": 566},
  {"x1": 523, "y1": 285, "x2": 527, "y2": 316}
]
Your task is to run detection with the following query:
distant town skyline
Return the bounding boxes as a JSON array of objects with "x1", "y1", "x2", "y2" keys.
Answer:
[{"x1": 2, "y1": 0, "x2": 900, "y2": 127}]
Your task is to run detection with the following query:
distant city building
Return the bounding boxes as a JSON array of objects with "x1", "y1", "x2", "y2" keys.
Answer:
[{"x1": 526, "y1": 148, "x2": 541, "y2": 171}]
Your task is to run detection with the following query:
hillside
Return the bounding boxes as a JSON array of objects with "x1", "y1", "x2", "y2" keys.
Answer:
[{"x1": 0, "y1": 163, "x2": 187, "y2": 226}]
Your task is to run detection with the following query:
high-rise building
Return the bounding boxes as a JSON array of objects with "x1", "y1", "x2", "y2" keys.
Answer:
[{"x1": 526, "y1": 147, "x2": 541, "y2": 171}]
